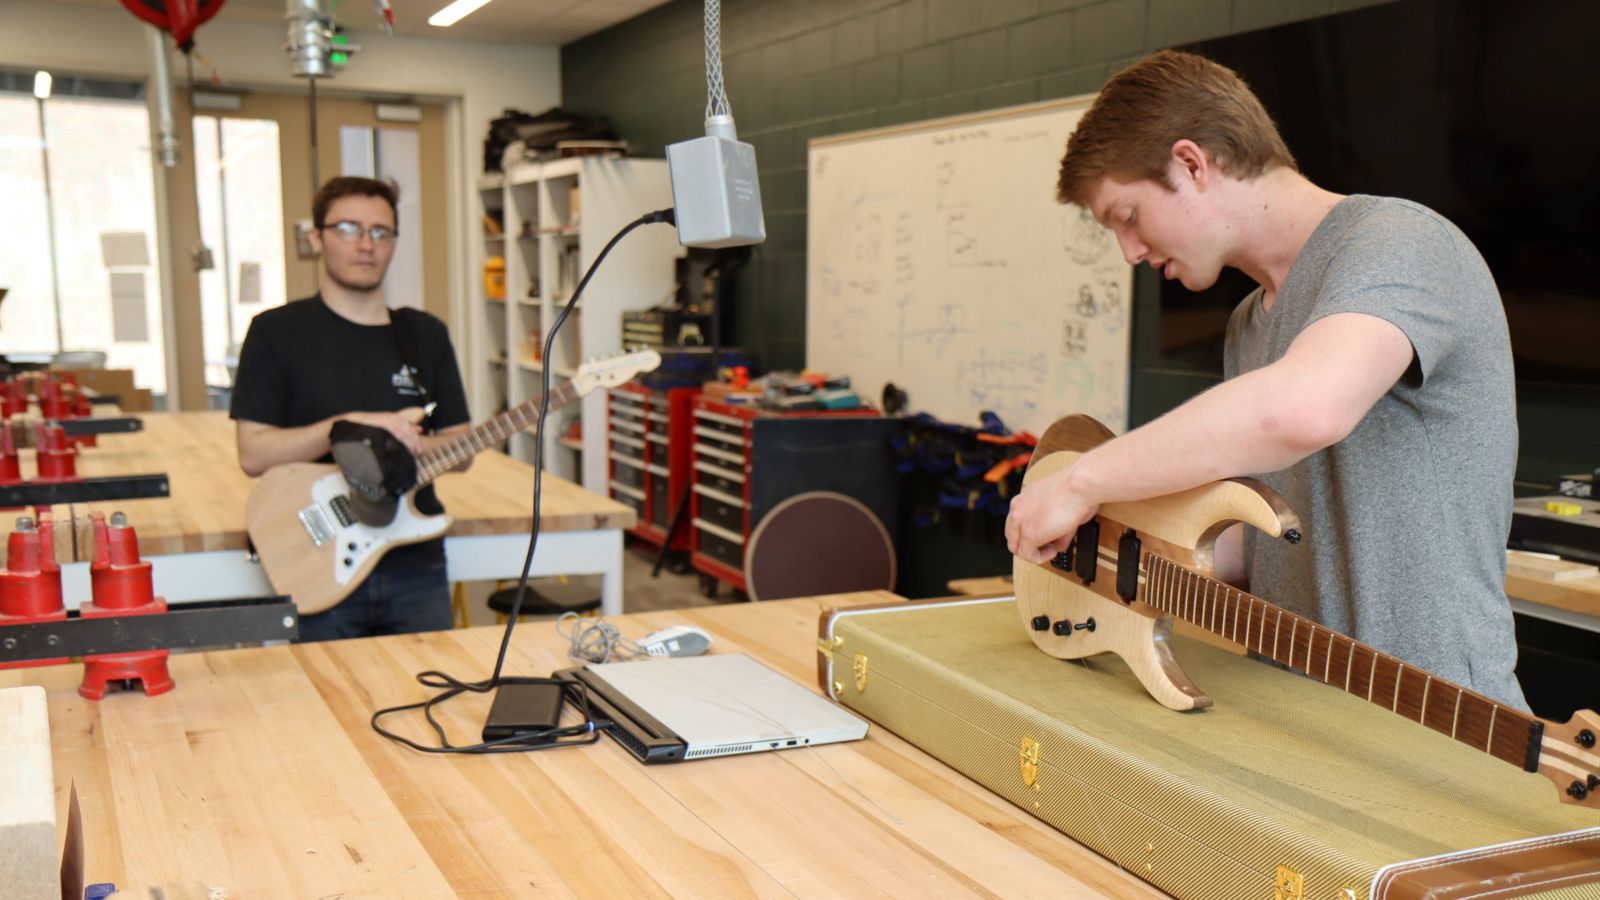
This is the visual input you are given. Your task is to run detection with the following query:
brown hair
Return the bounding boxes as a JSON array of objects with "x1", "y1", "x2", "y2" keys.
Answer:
[
  {"x1": 1057, "y1": 50, "x2": 1296, "y2": 207},
  {"x1": 312, "y1": 176, "x2": 400, "y2": 230}
]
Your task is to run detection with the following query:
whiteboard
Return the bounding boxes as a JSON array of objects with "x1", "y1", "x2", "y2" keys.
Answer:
[{"x1": 806, "y1": 97, "x2": 1131, "y2": 435}]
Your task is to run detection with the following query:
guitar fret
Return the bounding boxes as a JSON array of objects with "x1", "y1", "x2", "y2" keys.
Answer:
[
  {"x1": 1287, "y1": 619, "x2": 1299, "y2": 669},
  {"x1": 1367, "y1": 653, "x2": 1378, "y2": 702},
  {"x1": 1451, "y1": 690, "x2": 1463, "y2": 739},
  {"x1": 1345, "y1": 640, "x2": 1355, "y2": 692},
  {"x1": 1392, "y1": 663, "x2": 1404, "y2": 712},
  {"x1": 1192, "y1": 569, "x2": 1202, "y2": 625},
  {"x1": 1232, "y1": 590, "x2": 1243, "y2": 643},
  {"x1": 1177, "y1": 565, "x2": 1188, "y2": 621},
  {"x1": 1176, "y1": 565, "x2": 1187, "y2": 620},
  {"x1": 1323, "y1": 633, "x2": 1333, "y2": 683},
  {"x1": 1486, "y1": 705, "x2": 1497, "y2": 753},
  {"x1": 1420, "y1": 676, "x2": 1432, "y2": 724},
  {"x1": 1272, "y1": 610, "x2": 1283, "y2": 662},
  {"x1": 1258, "y1": 600, "x2": 1268, "y2": 654},
  {"x1": 1187, "y1": 574, "x2": 1199, "y2": 626}
]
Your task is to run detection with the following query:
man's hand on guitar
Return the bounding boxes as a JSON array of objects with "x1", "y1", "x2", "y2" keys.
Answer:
[
  {"x1": 338, "y1": 410, "x2": 424, "y2": 454},
  {"x1": 1006, "y1": 464, "x2": 1099, "y2": 565}
]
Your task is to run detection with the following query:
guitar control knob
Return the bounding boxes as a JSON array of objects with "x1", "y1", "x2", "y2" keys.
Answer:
[
  {"x1": 1075, "y1": 618, "x2": 1097, "y2": 633},
  {"x1": 1577, "y1": 729, "x2": 1596, "y2": 749},
  {"x1": 1569, "y1": 780, "x2": 1590, "y2": 801},
  {"x1": 1051, "y1": 549, "x2": 1073, "y2": 571},
  {"x1": 1030, "y1": 615, "x2": 1050, "y2": 632},
  {"x1": 1052, "y1": 619, "x2": 1073, "y2": 636},
  {"x1": 342, "y1": 557, "x2": 353, "y2": 567},
  {"x1": 348, "y1": 542, "x2": 357, "y2": 552}
]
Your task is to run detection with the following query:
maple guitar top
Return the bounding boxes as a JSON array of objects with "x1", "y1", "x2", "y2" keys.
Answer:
[{"x1": 35, "y1": 410, "x2": 633, "y2": 561}]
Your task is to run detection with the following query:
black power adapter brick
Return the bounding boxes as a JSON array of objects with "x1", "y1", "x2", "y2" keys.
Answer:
[{"x1": 482, "y1": 681, "x2": 566, "y2": 743}]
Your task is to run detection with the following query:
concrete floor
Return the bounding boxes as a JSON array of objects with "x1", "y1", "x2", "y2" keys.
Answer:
[{"x1": 457, "y1": 537, "x2": 734, "y2": 626}]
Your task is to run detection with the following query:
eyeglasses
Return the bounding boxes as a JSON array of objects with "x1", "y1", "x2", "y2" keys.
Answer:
[{"x1": 322, "y1": 220, "x2": 397, "y2": 243}]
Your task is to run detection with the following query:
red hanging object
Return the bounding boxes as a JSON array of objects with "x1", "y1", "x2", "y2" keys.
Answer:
[{"x1": 118, "y1": 0, "x2": 227, "y2": 50}]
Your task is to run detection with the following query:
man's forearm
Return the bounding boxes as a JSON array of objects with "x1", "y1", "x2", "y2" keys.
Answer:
[
  {"x1": 1068, "y1": 363, "x2": 1331, "y2": 507},
  {"x1": 237, "y1": 417, "x2": 339, "y2": 476}
]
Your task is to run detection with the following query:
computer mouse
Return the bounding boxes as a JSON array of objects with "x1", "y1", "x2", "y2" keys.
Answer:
[{"x1": 638, "y1": 624, "x2": 713, "y2": 657}]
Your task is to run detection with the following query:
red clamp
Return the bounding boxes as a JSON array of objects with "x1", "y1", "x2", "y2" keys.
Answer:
[
  {"x1": 34, "y1": 423, "x2": 77, "y2": 482},
  {"x1": 0, "y1": 422, "x2": 20, "y2": 486},
  {"x1": 79, "y1": 511, "x2": 172, "y2": 699},
  {"x1": 0, "y1": 512, "x2": 67, "y2": 669},
  {"x1": 0, "y1": 380, "x2": 26, "y2": 420},
  {"x1": 38, "y1": 378, "x2": 71, "y2": 420}
]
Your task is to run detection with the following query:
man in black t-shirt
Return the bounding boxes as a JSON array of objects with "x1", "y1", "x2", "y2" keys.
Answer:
[{"x1": 231, "y1": 176, "x2": 471, "y2": 641}]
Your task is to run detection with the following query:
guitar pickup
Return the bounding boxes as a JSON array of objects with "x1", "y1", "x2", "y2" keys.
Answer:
[
  {"x1": 329, "y1": 495, "x2": 356, "y2": 527},
  {"x1": 1074, "y1": 520, "x2": 1099, "y2": 585},
  {"x1": 1116, "y1": 530, "x2": 1141, "y2": 602},
  {"x1": 298, "y1": 505, "x2": 334, "y2": 547}
]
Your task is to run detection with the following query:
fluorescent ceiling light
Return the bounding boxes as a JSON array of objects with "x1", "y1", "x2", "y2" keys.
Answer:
[
  {"x1": 428, "y1": 0, "x2": 495, "y2": 27},
  {"x1": 33, "y1": 71, "x2": 51, "y2": 100}
]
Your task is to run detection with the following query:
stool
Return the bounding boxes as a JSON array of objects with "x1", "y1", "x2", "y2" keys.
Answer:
[
  {"x1": 744, "y1": 491, "x2": 896, "y2": 602},
  {"x1": 487, "y1": 578, "x2": 601, "y2": 624}
]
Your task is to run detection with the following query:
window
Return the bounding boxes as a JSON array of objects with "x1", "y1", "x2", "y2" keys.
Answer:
[
  {"x1": 193, "y1": 115, "x2": 286, "y2": 389},
  {"x1": 0, "y1": 84, "x2": 167, "y2": 394}
]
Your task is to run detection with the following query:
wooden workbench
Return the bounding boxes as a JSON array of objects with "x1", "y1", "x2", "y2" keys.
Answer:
[
  {"x1": 60, "y1": 411, "x2": 634, "y2": 557},
  {"x1": 2, "y1": 591, "x2": 1157, "y2": 898},
  {"x1": 13, "y1": 412, "x2": 637, "y2": 613}
]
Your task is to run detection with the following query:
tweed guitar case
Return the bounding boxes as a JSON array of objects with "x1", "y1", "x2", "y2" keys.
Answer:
[{"x1": 817, "y1": 596, "x2": 1600, "y2": 899}]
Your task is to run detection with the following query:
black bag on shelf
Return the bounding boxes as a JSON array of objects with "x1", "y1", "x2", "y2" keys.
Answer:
[{"x1": 484, "y1": 107, "x2": 619, "y2": 171}]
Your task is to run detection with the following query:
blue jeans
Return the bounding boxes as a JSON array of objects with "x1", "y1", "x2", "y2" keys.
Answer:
[{"x1": 295, "y1": 543, "x2": 452, "y2": 642}]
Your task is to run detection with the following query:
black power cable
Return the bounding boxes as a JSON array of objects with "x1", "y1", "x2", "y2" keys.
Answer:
[{"x1": 371, "y1": 206, "x2": 676, "y2": 754}]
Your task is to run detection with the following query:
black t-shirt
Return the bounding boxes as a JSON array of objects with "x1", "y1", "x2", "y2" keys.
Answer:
[{"x1": 230, "y1": 295, "x2": 470, "y2": 519}]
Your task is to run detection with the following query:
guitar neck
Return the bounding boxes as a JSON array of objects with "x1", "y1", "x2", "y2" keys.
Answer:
[
  {"x1": 413, "y1": 381, "x2": 580, "y2": 485},
  {"x1": 1140, "y1": 553, "x2": 1544, "y2": 773}
]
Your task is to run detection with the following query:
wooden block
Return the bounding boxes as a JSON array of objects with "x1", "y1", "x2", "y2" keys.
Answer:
[
  {"x1": 1506, "y1": 549, "x2": 1599, "y2": 584},
  {"x1": 0, "y1": 685, "x2": 57, "y2": 900}
]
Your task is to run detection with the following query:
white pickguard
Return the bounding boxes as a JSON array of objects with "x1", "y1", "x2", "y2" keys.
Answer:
[{"x1": 300, "y1": 472, "x2": 451, "y2": 586}]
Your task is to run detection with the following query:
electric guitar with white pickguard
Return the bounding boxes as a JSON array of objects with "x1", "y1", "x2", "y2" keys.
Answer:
[{"x1": 246, "y1": 350, "x2": 659, "y2": 615}]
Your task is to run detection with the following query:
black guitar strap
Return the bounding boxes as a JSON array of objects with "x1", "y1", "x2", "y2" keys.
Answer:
[{"x1": 388, "y1": 307, "x2": 433, "y2": 431}]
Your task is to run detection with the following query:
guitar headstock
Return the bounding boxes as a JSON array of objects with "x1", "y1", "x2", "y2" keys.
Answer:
[
  {"x1": 569, "y1": 349, "x2": 662, "y2": 395},
  {"x1": 1539, "y1": 708, "x2": 1600, "y2": 810}
]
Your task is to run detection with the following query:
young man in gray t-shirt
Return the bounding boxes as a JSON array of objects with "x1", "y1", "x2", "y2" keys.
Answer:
[{"x1": 1004, "y1": 50, "x2": 1528, "y2": 709}]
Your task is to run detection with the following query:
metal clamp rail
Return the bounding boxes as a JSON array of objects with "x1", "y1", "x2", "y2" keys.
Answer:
[
  {"x1": 0, "y1": 595, "x2": 300, "y2": 663},
  {"x1": 0, "y1": 473, "x2": 170, "y2": 507}
]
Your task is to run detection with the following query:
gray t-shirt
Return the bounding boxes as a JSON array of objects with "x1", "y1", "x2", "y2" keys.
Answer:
[{"x1": 1224, "y1": 195, "x2": 1527, "y2": 710}]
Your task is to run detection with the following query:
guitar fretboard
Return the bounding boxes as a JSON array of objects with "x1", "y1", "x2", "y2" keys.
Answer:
[
  {"x1": 1141, "y1": 553, "x2": 1542, "y2": 772},
  {"x1": 413, "y1": 382, "x2": 579, "y2": 484}
]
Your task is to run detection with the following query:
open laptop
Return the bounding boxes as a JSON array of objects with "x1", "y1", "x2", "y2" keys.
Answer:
[{"x1": 555, "y1": 653, "x2": 868, "y2": 764}]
